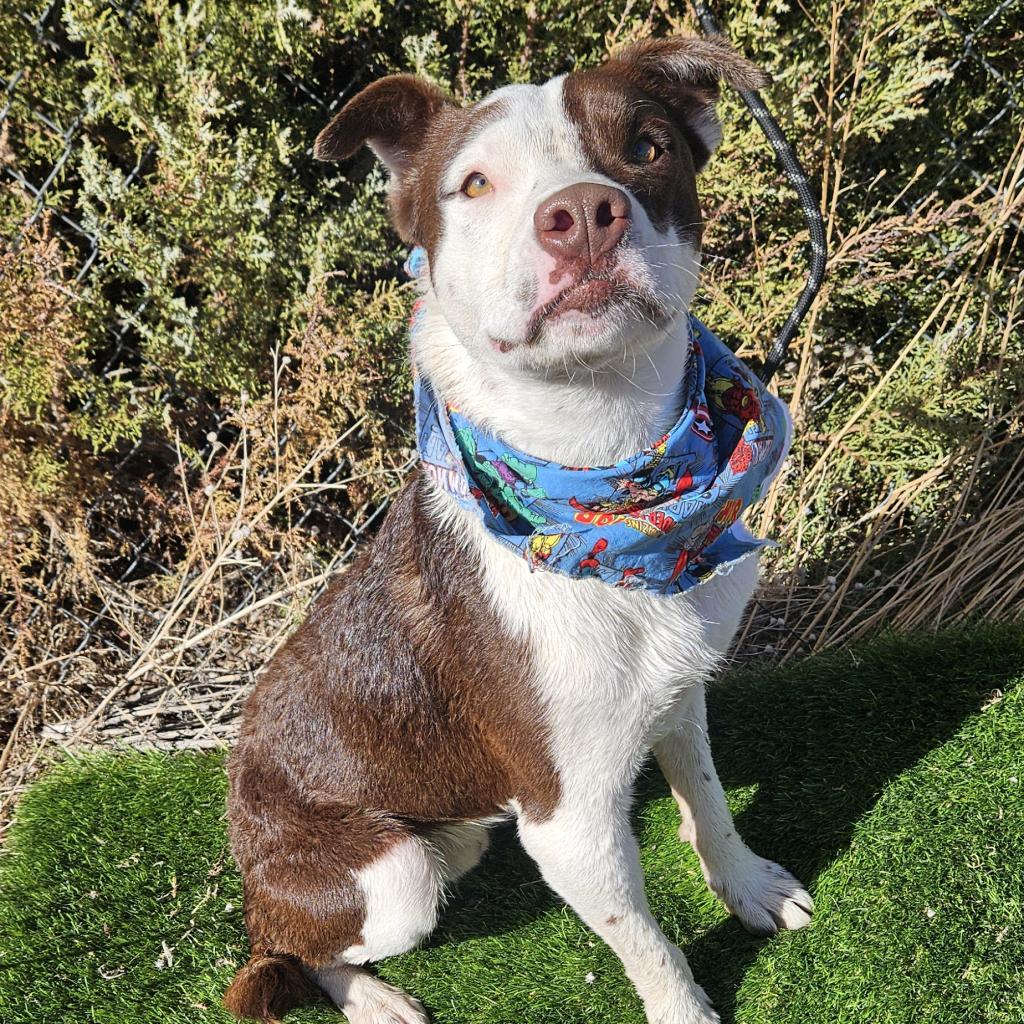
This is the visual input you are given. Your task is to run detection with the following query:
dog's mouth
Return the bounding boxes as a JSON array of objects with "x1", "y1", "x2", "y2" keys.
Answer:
[
  {"x1": 541, "y1": 276, "x2": 621, "y2": 321},
  {"x1": 490, "y1": 277, "x2": 613, "y2": 353},
  {"x1": 528, "y1": 272, "x2": 655, "y2": 344},
  {"x1": 490, "y1": 272, "x2": 660, "y2": 354}
]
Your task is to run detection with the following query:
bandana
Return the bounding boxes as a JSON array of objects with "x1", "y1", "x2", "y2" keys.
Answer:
[{"x1": 407, "y1": 248, "x2": 791, "y2": 595}]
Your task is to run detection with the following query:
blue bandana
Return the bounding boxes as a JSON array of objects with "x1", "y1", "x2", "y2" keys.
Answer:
[{"x1": 408, "y1": 249, "x2": 791, "y2": 595}]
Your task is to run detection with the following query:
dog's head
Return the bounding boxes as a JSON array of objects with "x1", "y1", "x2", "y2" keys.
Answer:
[{"x1": 315, "y1": 37, "x2": 767, "y2": 375}]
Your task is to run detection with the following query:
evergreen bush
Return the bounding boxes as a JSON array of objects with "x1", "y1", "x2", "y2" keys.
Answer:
[{"x1": 1, "y1": 0, "x2": 1021, "y2": 758}]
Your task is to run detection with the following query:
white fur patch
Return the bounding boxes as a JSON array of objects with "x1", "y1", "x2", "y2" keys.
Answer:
[
  {"x1": 426, "y1": 483, "x2": 761, "y2": 791},
  {"x1": 341, "y1": 838, "x2": 441, "y2": 965},
  {"x1": 689, "y1": 103, "x2": 724, "y2": 159}
]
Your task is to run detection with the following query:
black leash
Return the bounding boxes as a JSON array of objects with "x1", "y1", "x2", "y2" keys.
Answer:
[{"x1": 691, "y1": 3, "x2": 827, "y2": 384}]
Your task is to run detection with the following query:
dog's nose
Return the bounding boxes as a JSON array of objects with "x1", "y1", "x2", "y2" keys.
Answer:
[{"x1": 534, "y1": 183, "x2": 631, "y2": 265}]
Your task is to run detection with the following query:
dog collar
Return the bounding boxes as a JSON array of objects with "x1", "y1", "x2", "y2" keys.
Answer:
[{"x1": 407, "y1": 249, "x2": 791, "y2": 595}]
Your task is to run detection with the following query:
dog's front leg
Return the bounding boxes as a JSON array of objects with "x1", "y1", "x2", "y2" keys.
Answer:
[
  {"x1": 654, "y1": 683, "x2": 813, "y2": 936},
  {"x1": 518, "y1": 795, "x2": 720, "y2": 1024}
]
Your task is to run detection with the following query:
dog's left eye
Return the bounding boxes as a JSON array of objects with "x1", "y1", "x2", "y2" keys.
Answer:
[
  {"x1": 461, "y1": 172, "x2": 493, "y2": 198},
  {"x1": 630, "y1": 137, "x2": 661, "y2": 164}
]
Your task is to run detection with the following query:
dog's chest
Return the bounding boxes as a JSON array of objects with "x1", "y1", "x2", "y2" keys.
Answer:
[{"x1": 459, "y1": 503, "x2": 761, "y2": 777}]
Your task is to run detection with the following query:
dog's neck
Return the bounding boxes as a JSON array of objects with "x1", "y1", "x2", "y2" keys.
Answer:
[{"x1": 415, "y1": 290, "x2": 692, "y2": 467}]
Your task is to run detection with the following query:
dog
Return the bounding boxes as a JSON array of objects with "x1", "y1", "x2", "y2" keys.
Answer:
[{"x1": 224, "y1": 35, "x2": 812, "y2": 1024}]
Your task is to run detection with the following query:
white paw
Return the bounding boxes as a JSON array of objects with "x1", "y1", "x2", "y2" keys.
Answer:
[
  {"x1": 708, "y1": 855, "x2": 814, "y2": 936},
  {"x1": 344, "y1": 978, "x2": 429, "y2": 1024},
  {"x1": 644, "y1": 968, "x2": 720, "y2": 1024},
  {"x1": 647, "y1": 982, "x2": 720, "y2": 1024},
  {"x1": 687, "y1": 982, "x2": 721, "y2": 1024}
]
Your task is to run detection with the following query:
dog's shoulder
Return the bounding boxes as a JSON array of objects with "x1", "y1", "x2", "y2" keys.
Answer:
[{"x1": 231, "y1": 472, "x2": 561, "y2": 820}]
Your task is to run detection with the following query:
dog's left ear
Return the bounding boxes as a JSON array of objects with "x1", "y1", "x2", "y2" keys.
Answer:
[
  {"x1": 313, "y1": 74, "x2": 452, "y2": 178},
  {"x1": 605, "y1": 36, "x2": 771, "y2": 171}
]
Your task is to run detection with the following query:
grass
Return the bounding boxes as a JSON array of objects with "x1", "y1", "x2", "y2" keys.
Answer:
[{"x1": 1, "y1": 625, "x2": 1022, "y2": 1024}]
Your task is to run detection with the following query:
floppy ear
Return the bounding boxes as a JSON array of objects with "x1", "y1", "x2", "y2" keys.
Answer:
[
  {"x1": 605, "y1": 36, "x2": 771, "y2": 171},
  {"x1": 313, "y1": 74, "x2": 451, "y2": 178}
]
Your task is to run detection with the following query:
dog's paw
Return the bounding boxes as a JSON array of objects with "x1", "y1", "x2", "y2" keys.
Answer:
[
  {"x1": 686, "y1": 982, "x2": 721, "y2": 1024},
  {"x1": 643, "y1": 958, "x2": 724, "y2": 1024},
  {"x1": 708, "y1": 855, "x2": 814, "y2": 936},
  {"x1": 645, "y1": 977, "x2": 720, "y2": 1024},
  {"x1": 344, "y1": 978, "x2": 429, "y2": 1024}
]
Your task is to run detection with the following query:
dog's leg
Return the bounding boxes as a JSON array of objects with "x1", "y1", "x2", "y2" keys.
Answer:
[
  {"x1": 310, "y1": 834, "x2": 441, "y2": 1023},
  {"x1": 654, "y1": 684, "x2": 813, "y2": 935},
  {"x1": 310, "y1": 822, "x2": 484, "y2": 1023},
  {"x1": 518, "y1": 796, "x2": 720, "y2": 1024},
  {"x1": 228, "y1": 813, "x2": 439, "y2": 1024},
  {"x1": 311, "y1": 965, "x2": 428, "y2": 1024}
]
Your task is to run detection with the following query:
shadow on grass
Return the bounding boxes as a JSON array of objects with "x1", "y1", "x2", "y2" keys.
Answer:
[{"x1": 414, "y1": 626, "x2": 1024, "y2": 1022}]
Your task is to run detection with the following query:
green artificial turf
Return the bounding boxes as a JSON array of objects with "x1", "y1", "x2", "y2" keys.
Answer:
[{"x1": 2, "y1": 627, "x2": 1023, "y2": 1024}]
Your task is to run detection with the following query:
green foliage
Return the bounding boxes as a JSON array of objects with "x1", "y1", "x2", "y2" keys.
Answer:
[
  {"x1": 0, "y1": 0, "x2": 1021, "y2": 644},
  {"x1": 0, "y1": 1, "x2": 995, "y2": 430},
  {"x1": 2, "y1": 626, "x2": 1023, "y2": 1022}
]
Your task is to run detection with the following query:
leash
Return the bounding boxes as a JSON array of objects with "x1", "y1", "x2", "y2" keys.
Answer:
[{"x1": 690, "y1": 3, "x2": 827, "y2": 384}]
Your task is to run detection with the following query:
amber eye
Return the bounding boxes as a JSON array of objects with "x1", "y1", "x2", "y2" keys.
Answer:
[
  {"x1": 461, "y1": 172, "x2": 493, "y2": 198},
  {"x1": 630, "y1": 137, "x2": 660, "y2": 164}
]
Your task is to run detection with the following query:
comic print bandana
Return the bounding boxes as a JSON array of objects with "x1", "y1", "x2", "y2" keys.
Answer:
[{"x1": 406, "y1": 247, "x2": 792, "y2": 595}]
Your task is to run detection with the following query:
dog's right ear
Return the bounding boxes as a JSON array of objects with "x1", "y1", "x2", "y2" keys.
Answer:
[
  {"x1": 605, "y1": 37, "x2": 770, "y2": 172},
  {"x1": 313, "y1": 75, "x2": 451, "y2": 179}
]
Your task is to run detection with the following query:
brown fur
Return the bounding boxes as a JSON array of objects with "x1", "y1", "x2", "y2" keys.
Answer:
[
  {"x1": 312, "y1": 74, "x2": 449, "y2": 172},
  {"x1": 564, "y1": 36, "x2": 769, "y2": 240},
  {"x1": 226, "y1": 474, "x2": 558, "y2": 982},
  {"x1": 563, "y1": 69, "x2": 704, "y2": 242},
  {"x1": 314, "y1": 76, "x2": 502, "y2": 258},
  {"x1": 390, "y1": 99, "x2": 506, "y2": 257},
  {"x1": 607, "y1": 37, "x2": 769, "y2": 172},
  {"x1": 610, "y1": 36, "x2": 771, "y2": 94},
  {"x1": 222, "y1": 953, "x2": 316, "y2": 1024}
]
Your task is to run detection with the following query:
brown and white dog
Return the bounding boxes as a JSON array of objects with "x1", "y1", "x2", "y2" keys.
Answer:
[{"x1": 225, "y1": 36, "x2": 812, "y2": 1024}]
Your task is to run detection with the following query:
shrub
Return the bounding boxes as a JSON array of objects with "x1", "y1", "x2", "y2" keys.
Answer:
[{"x1": 0, "y1": 0, "x2": 1020, "y2": 782}]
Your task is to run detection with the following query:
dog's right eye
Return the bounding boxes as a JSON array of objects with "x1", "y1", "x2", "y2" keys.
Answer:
[
  {"x1": 630, "y1": 137, "x2": 662, "y2": 164},
  {"x1": 461, "y1": 172, "x2": 493, "y2": 198}
]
